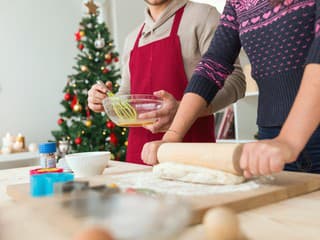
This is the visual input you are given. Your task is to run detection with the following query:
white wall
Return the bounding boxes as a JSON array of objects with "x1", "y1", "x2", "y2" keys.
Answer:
[
  {"x1": 0, "y1": 0, "x2": 227, "y2": 147},
  {"x1": 0, "y1": 0, "x2": 82, "y2": 144},
  {"x1": 191, "y1": 0, "x2": 226, "y2": 12}
]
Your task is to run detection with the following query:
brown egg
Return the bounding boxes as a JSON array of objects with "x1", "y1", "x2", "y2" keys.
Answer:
[
  {"x1": 73, "y1": 226, "x2": 113, "y2": 240},
  {"x1": 203, "y1": 207, "x2": 240, "y2": 240}
]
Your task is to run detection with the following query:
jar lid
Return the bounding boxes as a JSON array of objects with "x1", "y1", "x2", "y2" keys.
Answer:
[{"x1": 39, "y1": 142, "x2": 56, "y2": 153}]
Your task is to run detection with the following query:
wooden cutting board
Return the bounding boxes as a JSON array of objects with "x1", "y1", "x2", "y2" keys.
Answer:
[
  {"x1": 5, "y1": 160, "x2": 151, "y2": 201},
  {"x1": 6, "y1": 169, "x2": 320, "y2": 224}
]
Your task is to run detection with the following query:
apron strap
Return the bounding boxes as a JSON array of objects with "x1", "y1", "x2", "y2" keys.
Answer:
[
  {"x1": 133, "y1": 23, "x2": 145, "y2": 49},
  {"x1": 133, "y1": 5, "x2": 185, "y2": 49},
  {"x1": 170, "y1": 6, "x2": 186, "y2": 36}
]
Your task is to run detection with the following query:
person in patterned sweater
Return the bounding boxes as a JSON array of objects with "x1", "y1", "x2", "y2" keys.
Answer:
[{"x1": 142, "y1": 0, "x2": 320, "y2": 177}]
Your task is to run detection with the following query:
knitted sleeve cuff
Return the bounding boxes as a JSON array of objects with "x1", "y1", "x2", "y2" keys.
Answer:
[{"x1": 184, "y1": 75, "x2": 220, "y2": 105}]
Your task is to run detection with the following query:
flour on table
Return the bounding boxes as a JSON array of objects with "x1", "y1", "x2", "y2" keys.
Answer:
[
  {"x1": 153, "y1": 162, "x2": 245, "y2": 185},
  {"x1": 109, "y1": 171, "x2": 265, "y2": 196}
]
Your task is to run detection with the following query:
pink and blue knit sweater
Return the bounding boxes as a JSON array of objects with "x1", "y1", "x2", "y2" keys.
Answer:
[{"x1": 186, "y1": 0, "x2": 320, "y2": 126}]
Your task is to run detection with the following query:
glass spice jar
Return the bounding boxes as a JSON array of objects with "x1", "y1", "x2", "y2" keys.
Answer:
[{"x1": 38, "y1": 142, "x2": 57, "y2": 168}]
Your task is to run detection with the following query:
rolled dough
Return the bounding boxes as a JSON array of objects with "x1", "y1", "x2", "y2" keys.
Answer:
[{"x1": 153, "y1": 162, "x2": 245, "y2": 185}]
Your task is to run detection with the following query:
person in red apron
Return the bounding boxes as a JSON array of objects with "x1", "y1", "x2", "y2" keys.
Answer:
[
  {"x1": 126, "y1": 6, "x2": 214, "y2": 164},
  {"x1": 88, "y1": 0, "x2": 245, "y2": 165}
]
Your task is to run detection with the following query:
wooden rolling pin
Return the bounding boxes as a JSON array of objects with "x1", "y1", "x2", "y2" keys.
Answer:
[{"x1": 157, "y1": 143, "x2": 243, "y2": 176}]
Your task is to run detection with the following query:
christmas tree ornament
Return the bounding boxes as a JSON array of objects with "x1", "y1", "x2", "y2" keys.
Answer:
[
  {"x1": 94, "y1": 33, "x2": 105, "y2": 49},
  {"x1": 102, "y1": 68, "x2": 109, "y2": 74},
  {"x1": 94, "y1": 58, "x2": 99, "y2": 62},
  {"x1": 85, "y1": 119, "x2": 92, "y2": 127},
  {"x1": 109, "y1": 42, "x2": 113, "y2": 47},
  {"x1": 73, "y1": 102, "x2": 83, "y2": 112},
  {"x1": 124, "y1": 141, "x2": 128, "y2": 146},
  {"x1": 75, "y1": 31, "x2": 81, "y2": 41},
  {"x1": 81, "y1": 130, "x2": 85, "y2": 134},
  {"x1": 87, "y1": 23, "x2": 92, "y2": 29},
  {"x1": 79, "y1": 31, "x2": 85, "y2": 37},
  {"x1": 114, "y1": 57, "x2": 119, "y2": 62},
  {"x1": 85, "y1": 0, "x2": 98, "y2": 15},
  {"x1": 106, "y1": 120, "x2": 115, "y2": 129},
  {"x1": 105, "y1": 53, "x2": 112, "y2": 61},
  {"x1": 81, "y1": 65, "x2": 88, "y2": 72},
  {"x1": 109, "y1": 133, "x2": 118, "y2": 145},
  {"x1": 88, "y1": 55, "x2": 93, "y2": 60},
  {"x1": 85, "y1": 79, "x2": 89, "y2": 84},
  {"x1": 102, "y1": 131, "x2": 107, "y2": 136},
  {"x1": 57, "y1": 118, "x2": 64, "y2": 125},
  {"x1": 64, "y1": 92, "x2": 72, "y2": 101},
  {"x1": 78, "y1": 44, "x2": 84, "y2": 50},
  {"x1": 74, "y1": 137, "x2": 82, "y2": 145}
]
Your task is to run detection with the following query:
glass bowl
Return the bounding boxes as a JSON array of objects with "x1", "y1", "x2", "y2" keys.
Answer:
[{"x1": 102, "y1": 94, "x2": 163, "y2": 127}]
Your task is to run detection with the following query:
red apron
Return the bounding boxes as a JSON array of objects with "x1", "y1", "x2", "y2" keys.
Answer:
[{"x1": 127, "y1": 6, "x2": 215, "y2": 164}]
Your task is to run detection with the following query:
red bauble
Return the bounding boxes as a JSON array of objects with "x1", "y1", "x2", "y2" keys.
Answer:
[
  {"x1": 106, "y1": 121, "x2": 115, "y2": 129},
  {"x1": 75, "y1": 32, "x2": 81, "y2": 41},
  {"x1": 114, "y1": 57, "x2": 119, "y2": 62},
  {"x1": 105, "y1": 58, "x2": 112, "y2": 64},
  {"x1": 74, "y1": 137, "x2": 82, "y2": 145},
  {"x1": 57, "y1": 118, "x2": 64, "y2": 125},
  {"x1": 78, "y1": 43, "x2": 84, "y2": 50},
  {"x1": 102, "y1": 68, "x2": 109, "y2": 74},
  {"x1": 70, "y1": 95, "x2": 78, "y2": 109},
  {"x1": 109, "y1": 133, "x2": 118, "y2": 145},
  {"x1": 64, "y1": 92, "x2": 72, "y2": 101}
]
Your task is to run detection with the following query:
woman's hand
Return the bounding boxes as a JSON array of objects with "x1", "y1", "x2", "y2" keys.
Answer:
[
  {"x1": 141, "y1": 140, "x2": 166, "y2": 165},
  {"x1": 88, "y1": 81, "x2": 112, "y2": 112},
  {"x1": 240, "y1": 137, "x2": 298, "y2": 178},
  {"x1": 140, "y1": 90, "x2": 179, "y2": 133}
]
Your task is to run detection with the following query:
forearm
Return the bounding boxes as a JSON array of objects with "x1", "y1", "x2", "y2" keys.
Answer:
[
  {"x1": 163, "y1": 93, "x2": 207, "y2": 141},
  {"x1": 278, "y1": 64, "x2": 320, "y2": 158}
]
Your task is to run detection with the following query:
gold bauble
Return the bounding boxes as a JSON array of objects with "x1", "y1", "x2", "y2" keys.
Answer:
[
  {"x1": 81, "y1": 65, "x2": 88, "y2": 72},
  {"x1": 79, "y1": 31, "x2": 85, "y2": 37},
  {"x1": 85, "y1": 119, "x2": 92, "y2": 127},
  {"x1": 100, "y1": 66, "x2": 105, "y2": 71},
  {"x1": 124, "y1": 141, "x2": 128, "y2": 146},
  {"x1": 73, "y1": 103, "x2": 83, "y2": 112},
  {"x1": 105, "y1": 53, "x2": 112, "y2": 60}
]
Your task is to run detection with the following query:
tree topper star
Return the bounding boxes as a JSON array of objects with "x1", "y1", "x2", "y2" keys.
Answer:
[{"x1": 85, "y1": 0, "x2": 98, "y2": 15}]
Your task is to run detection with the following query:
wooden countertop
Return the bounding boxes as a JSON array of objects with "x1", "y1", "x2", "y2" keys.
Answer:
[
  {"x1": 179, "y1": 190, "x2": 320, "y2": 240},
  {"x1": 1, "y1": 162, "x2": 320, "y2": 239}
]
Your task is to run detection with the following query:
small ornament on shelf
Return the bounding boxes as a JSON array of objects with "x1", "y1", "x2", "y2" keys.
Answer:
[
  {"x1": 1, "y1": 133, "x2": 27, "y2": 154},
  {"x1": 94, "y1": 33, "x2": 105, "y2": 49}
]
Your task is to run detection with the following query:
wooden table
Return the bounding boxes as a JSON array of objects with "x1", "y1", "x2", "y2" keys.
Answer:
[
  {"x1": 0, "y1": 160, "x2": 150, "y2": 201},
  {"x1": 179, "y1": 190, "x2": 320, "y2": 240},
  {"x1": 2, "y1": 162, "x2": 320, "y2": 239}
]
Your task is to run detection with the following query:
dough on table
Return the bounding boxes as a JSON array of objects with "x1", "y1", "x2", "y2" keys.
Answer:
[{"x1": 153, "y1": 162, "x2": 245, "y2": 185}]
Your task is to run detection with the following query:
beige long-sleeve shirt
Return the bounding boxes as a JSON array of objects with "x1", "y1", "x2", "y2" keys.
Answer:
[{"x1": 118, "y1": 0, "x2": 246, "y2": 112}]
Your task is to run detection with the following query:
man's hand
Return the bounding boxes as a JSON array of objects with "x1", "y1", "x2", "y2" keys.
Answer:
[
  {"x1": 88, "y1": 81, "x2": 112, "y2": 112},
  {"x1": 141, "y1": 140, "x2": 166, "y2": 165},
  {"x1": 140, "y1": 90, "x2": 179, "y2": 133},
  {"x1": 240, "y1": 138, "x2": 297, "y2": 178}
]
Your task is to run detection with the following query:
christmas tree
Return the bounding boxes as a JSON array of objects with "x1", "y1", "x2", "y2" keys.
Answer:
[{"x1": 52, "y1": 0, "x2": 127, "y2": 161}]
